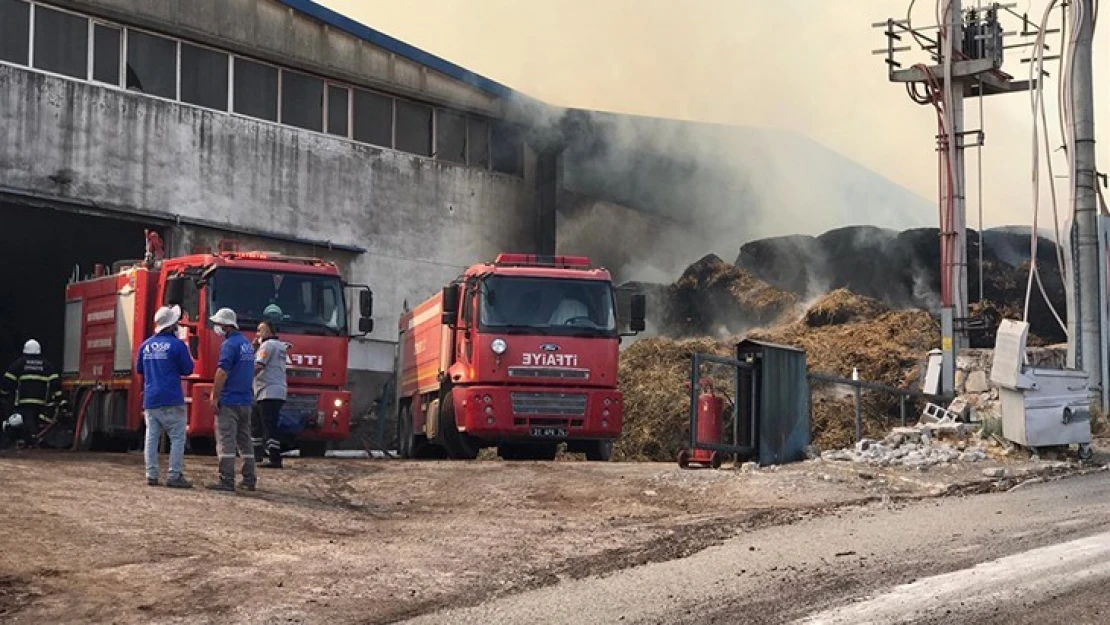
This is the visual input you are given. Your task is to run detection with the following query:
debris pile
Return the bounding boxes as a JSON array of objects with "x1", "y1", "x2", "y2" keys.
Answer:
[
  {"x1": 615, "y1": 337, "x2": 734, "y2": 462},
  {"x1": 820, "y1": 421, "x2": 989, "y2": 470},
  {"x1": 618, "y1": 286, "x2": 941, "y2": 460},
  {"x1": 735, "y1": 226, "x2": 1067, "y2": 345},
  {"x1": 660, "y1": 254, "x2": 799, "y2": 337},
  {"x1": 751, "y1": 291, "x2": 940, "y2": 450},
  {"x1": 803, "y1": 289, "x2": 889, "y2": 327}
]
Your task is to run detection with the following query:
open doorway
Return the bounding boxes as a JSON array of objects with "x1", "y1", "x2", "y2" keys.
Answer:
[{"x1": 0, "y1": 201, "x2": 154, "y2": 371}]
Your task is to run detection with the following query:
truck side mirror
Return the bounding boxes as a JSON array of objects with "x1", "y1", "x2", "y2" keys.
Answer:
[
  {"x1": 630, "y1": 294, "x2": 647, "y2": 333},
  {"x1": 165, "y1": 276, "x2": 185, "y2": 306},
  {"x1": 359, "y1": 317, "x2": 374, "y2": 334},
  {"x1": 442, "y1": 284, "x2": 460, "y2": 325},
  {"x1": 359, "y1": 289, "x2": 373, "y2": 317}
]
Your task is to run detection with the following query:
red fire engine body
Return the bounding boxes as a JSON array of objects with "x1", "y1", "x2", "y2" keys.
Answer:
[
  {"x1": 396, "y1": 254, "x2": 645, "y2": 461},
  {"x1": 61, "y1": 243, "x2": 371, "y2": 453}
]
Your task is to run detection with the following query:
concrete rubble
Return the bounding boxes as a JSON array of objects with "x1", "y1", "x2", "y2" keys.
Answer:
[{"x1": 820, "y1": 418, "x2": 988, "y2": 470}]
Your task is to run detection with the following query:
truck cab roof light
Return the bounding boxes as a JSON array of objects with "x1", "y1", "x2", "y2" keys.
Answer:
[{"x1": 493, "y1": 254, "x2": 592, "y2": 269}]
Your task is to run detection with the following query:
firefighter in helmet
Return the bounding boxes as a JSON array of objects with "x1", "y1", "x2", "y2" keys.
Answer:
[{"x1": 1, "y1": 339, "x2": 64, "y2": 448}]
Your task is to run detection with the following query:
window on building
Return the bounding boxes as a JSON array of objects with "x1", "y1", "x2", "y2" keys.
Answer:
[
  {"x1": 281, "y1": 69, "x2": 324, "y2": 132},
  {"x1": 126, "y1": 30, "x2": 177, "y2": 99},
  {"x1": 435, "y1": 110, "x2": 466, "y2": 164},
  {"x1": 492, "y1": 121, "x2": 524, "y2": 176},
  {"x1": 233, "y1": 57, "x2": 278, "y2": 122},
  {"x1": 33, "y1": 5, "x2": 88, "y2": 79},
  {"x1": 327, "y1": 85, "x2": 349, "y2": 137},
  {"x1": 92, "y1": 24, "x2": 121, "y2": 85},
  {"x1": 180, "y1": 43, "x2": 228, "y2": 111},
  {"x1": 468, "y1": 117, "x2": 491, "y2": 169},
  {"x1": 0, "y1": 0, "x2": 30, "y2": 66},
  {"x1": 396, "y1": 100, "x2": 432, "y2": 157},
  {"x1": 353, "y1": 89, "x2": 392, "y2": 147}
]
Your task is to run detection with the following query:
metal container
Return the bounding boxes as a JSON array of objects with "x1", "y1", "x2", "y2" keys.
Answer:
[{"x1": 991, "y1": 319, "x2": 1092, "y2": 456}]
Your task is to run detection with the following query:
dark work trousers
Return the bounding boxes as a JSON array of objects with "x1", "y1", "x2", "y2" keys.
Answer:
[
  {"x1": 216, "y1": 404, "x2": 256, "y2": 487},
  {"x1": 257, "y1": 399, "x2": 287, "y2": 465}
]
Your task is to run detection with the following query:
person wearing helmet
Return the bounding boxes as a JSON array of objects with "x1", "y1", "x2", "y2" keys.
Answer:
[
  {"x1": 208, "y1": 307, "x2": 257, "y2": 492},
  {"x1": 135, "y1": 305, "x2": 195, "y2": 488},
  {"x1": 0, "y1": 339, "x2": 64, "y2": 448}
]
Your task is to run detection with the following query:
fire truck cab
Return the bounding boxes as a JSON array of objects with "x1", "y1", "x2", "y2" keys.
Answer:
[{"x1": 397, "y1": 253, "x2": 645, "y2": 461}]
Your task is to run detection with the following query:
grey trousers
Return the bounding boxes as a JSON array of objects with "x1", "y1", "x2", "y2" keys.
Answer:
[{"x1": 216, "y1": 404, "x2": 256, "y2": 487}]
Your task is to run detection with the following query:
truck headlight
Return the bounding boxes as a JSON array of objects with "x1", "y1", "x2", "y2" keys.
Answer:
[
  {"x1": 491, "y1": 338, "x2": 507, "y2": 355},
  {"x1": 334, "y1": 398, "x2": 344, "y2": 408}
]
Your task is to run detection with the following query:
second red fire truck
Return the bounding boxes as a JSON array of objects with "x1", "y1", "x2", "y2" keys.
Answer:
[{"x1": 396, "y1": 254, "x2": 645, "y2": 461}]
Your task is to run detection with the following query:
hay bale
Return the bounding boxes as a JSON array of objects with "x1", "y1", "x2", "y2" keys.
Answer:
[
  {"x1": 665, "y1": 254, "x2": 799, "y2": 337},
  {"x1": 803, "y1": 289, "x2": 889, "y2": 327}
]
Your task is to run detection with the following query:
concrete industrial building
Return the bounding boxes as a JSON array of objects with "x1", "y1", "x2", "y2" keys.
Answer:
[{"x1": 0, "y1": 0, "x2": 560, "y2": 417}]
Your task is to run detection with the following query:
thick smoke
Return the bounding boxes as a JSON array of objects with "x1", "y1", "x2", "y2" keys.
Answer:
[{"x1": 519, "y1": 106, "x2": 935, "y2": 284}]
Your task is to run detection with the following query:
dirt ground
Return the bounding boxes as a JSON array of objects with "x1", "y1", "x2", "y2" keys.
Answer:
[{"x1": 0, "y1": 450, "x2": 1098, "y2": 624}]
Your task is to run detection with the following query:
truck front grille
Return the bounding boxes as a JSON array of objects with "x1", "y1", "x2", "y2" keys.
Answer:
[
  {"x1": 281, "y1": 394, "x2": 320, "y2": 426},
  {"x1": 510, "y1": 392, "x2": 588, "y2": 416},
  {"x1": 508, "y1": 367, "x2": 590, "y2": 381}
]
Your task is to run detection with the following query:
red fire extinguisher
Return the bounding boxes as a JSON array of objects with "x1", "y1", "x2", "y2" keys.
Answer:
[{"x1": 678, "y1": 379, "x2": 726, "y2": 469}]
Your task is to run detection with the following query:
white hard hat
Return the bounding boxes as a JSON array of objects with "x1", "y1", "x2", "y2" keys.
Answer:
[
  {"x1": 209, "y1": 308, "x2": 238, "y2": 328},
  {"x1": 22, "y1": 339, "x2": 41, "y2": 356},
  {"x1": 153, "y1": 305, "x2": 182, "y2": 333}
]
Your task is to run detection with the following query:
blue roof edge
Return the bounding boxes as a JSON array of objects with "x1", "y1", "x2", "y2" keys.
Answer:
[{"x1": 276, "y1": 0, "x2": 515, "y2": 99}]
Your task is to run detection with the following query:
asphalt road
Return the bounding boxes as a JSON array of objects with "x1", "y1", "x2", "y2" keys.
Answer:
[{"x1": 402, "y1": 471, "x2": 1110, "y2": 625}]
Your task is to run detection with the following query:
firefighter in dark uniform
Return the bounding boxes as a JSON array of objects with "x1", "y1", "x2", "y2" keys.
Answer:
[{"x1": 1, "y1": 339, "x2": 64, "y2": 448}]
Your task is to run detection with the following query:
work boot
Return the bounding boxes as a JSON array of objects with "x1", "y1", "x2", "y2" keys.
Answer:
[
  {"x1": 206, "y1": 481, "x2": 235, "y2": 493},
  {"x1": 165, "y1": 476, "x2": 194, "y2": 489},
  {"x1": 147, "y1": 478, "x2": 160, "y2": 487},
  {"x1": 239, "y1": 481, "x2": 257, "y2": 492}
]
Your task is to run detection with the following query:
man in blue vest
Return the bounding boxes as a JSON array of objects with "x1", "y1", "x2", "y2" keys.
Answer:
[
  {"x1": 208, "y1": 308, "x2": 257, "y2": 492},
  {"x1": 136, "y1": 305, "x2": 195, "y2": 488}
]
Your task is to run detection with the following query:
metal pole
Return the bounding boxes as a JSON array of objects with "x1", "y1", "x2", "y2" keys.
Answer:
[
  {"x1": 854, "y1": 381, "x2": 863, "y2": 442},
  {"x1": 1070, "y1": 0, "x2": 1102, "y2": 407},
  {"x1": 940, "y1": 0, "x2": 966, "y2": 397},
  {"x1": 900, "y1": 395, "x2": 908, "y2": 427}
]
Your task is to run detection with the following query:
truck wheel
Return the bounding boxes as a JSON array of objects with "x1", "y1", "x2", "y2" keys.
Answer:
[
  {"x1": 398, "y1": 405, "x2": 414, "y2": 459},
  {"x1": 585, "y1": 440, "x2": 613, "y2": 462},
  {"x1": 678, "y1": 449, "x2": 691, "y2": 469},
  {"x1": 436, "y1": 397, "x2": 479, "y2": 460}
]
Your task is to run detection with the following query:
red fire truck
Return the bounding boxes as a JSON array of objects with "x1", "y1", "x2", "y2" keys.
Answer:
[
  {"x1": 61, "y1": 235, "x2": 372, "y2": 453},
  {"x1": 396, "y1": 254, "x2": 645, "y2": 461}
]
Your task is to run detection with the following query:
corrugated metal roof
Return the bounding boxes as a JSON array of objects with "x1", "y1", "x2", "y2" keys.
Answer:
[{"x1": 276, "y1": 0, "x2": 515, "y2": 99}]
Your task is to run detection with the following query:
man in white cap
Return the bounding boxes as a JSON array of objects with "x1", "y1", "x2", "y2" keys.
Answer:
[
  {"x1": 1, "y1": 338, "x2": 64, "y2": 448},
  {"x1": 135, "y1": 305, "x2": 194, "y2": 488},
  {"x1": 208, "y1": 307, "x2": 257, "y2": 492}
]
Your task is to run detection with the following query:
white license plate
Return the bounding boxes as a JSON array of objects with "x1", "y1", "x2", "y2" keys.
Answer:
[{"x1": 530, "y1": 427, "x2": 567, "y2": 438}]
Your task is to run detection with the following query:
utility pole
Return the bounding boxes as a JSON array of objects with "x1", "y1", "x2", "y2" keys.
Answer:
[
  {"x1": 941, "y1": 0, "x2": 969, "y2": 399},
  {"x1": 875, "y1": 2, "x2": 1037, "y2": 396},
  {"x1": 1067, "y1": 0, "x2": 1102, "y2": 406}
]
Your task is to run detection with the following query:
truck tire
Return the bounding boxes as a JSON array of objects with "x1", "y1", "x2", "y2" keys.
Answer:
[
  {"x1": 399, "y1": 404, "x2": 437, "y2": 459},
  {"x1": 585, "y1": 440, "x2": 614, "y2": 462},
  {"x1": 436, "y1": 392, "x2": 479, "y2": 460}
]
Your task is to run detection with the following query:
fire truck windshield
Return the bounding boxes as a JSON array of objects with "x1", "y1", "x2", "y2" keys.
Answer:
[
  {"x1": 479, "y1": 276, "x2": 617, "y2": 337},
  {"x1": 207, "y1": 268, "x2": 347, "y2": 336}
]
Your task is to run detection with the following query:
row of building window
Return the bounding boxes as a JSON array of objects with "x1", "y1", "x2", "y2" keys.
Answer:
[{"x1": 0, "y1": 0, "x2": 524, "y2": 174}]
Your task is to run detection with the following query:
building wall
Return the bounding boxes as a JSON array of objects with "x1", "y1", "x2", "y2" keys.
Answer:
[
  {"x1": 48, "y1": 0, "x2": 501, "y2": 115},
  {"x1": 0, "y1": 65, "x2": 538, "y2": 366}
]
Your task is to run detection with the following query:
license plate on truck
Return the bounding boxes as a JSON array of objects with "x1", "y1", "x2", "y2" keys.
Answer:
[{"x1": 530, "y1": 427, "x2": 567, "y2": 438}]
